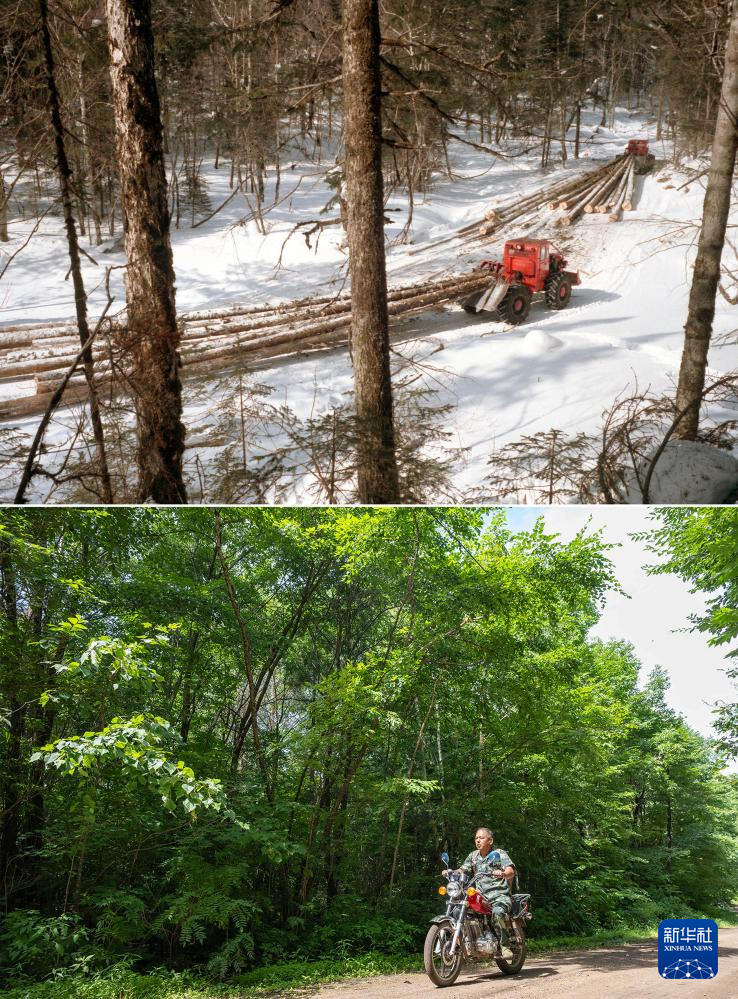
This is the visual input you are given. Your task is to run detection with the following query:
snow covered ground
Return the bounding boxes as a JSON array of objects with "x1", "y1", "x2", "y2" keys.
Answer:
[{"x1": 2, "y1": 105, "x2": 738, "y2": 503}]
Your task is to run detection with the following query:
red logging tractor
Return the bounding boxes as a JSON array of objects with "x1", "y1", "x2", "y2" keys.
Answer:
[
  {"x1": 462, "y1": 238, "x2": 581, "y2": 325},
  {"x1": 626, "y1": 139, "x2": 655, "y2": 174}
]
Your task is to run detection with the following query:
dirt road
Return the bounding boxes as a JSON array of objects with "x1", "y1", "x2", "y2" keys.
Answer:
[{"x1": 312, "y1": 928, "x2": 738, "y2": 999}]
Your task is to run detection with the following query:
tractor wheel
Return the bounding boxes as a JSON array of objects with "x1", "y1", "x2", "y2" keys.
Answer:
[
  {"x1": 500, "y1": 285, "x2": 531, "y2": 325},
  {"x1": 545, "y1": 273, "x2": 572, "y2": 310}
]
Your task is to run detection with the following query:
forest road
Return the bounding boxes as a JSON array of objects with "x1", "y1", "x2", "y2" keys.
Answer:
[{"x1": 312, "y1": 928, "x2": 738, "y2": 999}]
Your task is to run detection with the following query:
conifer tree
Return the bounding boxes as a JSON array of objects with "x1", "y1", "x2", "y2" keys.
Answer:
[
  {"x1": 342, "y1": 0, "x2": 399, "y2": 503},
  {"x1": 106, "y1": 0, "x2": 188, "y2": 502},
  {"x1": 675, "y1": 0, "x2": 738, "y2": 438}
]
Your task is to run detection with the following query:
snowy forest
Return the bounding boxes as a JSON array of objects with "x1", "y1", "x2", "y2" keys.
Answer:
[
  {"x1": 1, "y1": 506, "x2": 738, "y2": 999},
  {"x1": 2, "y1": 0, "x2": 738, "y2": 503}
]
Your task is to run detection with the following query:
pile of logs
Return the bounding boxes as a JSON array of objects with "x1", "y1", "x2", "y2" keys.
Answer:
[
  {"x1": 0, "y1": 270, "x2": 492, "y2": 420},
  {"x1": 555, "y1": 154, "x2": 637, "y2": 226},
  {"x1": 477, "y1": 155, "x2": 634, "y2": 235},
  {"x1": 398, "y1": 153, "x2": 640, "y2": 275}
]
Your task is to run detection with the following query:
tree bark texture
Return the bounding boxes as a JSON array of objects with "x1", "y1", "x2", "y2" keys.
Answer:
[
  {"x1": 342, "y1": 0, "x2": 400, "y2": 503},
  {"x1": 0, "y1": 170, "x2": 9, "y2": 242},
  {"x1": 674, "y1": 0, "x2": 738, "y2": 439},
  {"x1": 105, "y1": 0, "x2": 188, "y2": 502}
]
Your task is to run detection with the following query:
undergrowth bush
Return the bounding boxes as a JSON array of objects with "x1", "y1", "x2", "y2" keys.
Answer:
[
  {"x1": 294, "y1": 913, "x2": 419, "y2": 958},
  {"x1": 0, "y1": 910, "x2": 98, "y2": 983}
]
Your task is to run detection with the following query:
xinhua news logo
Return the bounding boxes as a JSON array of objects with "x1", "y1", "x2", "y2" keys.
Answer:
[{"x1": 658, "y1": 919, "x2": 718, "y2": 980}]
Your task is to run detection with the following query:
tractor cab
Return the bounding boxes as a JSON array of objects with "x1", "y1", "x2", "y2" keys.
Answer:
[
  {"x1": 462, "y1": 238, "x2": 580, "y2": 325},
  {"x1": 626, "y1": 139, "x2": 655, "y2": 174},
  {"x1": 503, "y1": 239, "x2": 565, "y2": 291},
  {"x1": 626, "y1": 139, "x2": 649, "y2": 156}
]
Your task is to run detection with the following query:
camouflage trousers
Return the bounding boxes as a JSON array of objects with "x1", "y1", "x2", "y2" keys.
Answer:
[{"x1": 483, "y1": 892, "x2": 512, "y2": 946}]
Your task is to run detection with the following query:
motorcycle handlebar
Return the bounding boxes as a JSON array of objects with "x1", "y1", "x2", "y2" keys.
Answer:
[{"x1": 442, "y1": 868, "x2": 504, "y2": 881}]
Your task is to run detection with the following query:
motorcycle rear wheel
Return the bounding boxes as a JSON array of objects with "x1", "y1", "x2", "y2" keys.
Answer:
[
  {"x1": 424, "y1": 923, "x2": 463, "y2": 987},
  {"x1": 494, "y1": 935, "x2": 527, "y2": 975}
]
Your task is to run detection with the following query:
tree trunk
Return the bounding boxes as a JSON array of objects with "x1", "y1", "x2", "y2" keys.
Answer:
[
  {"x1": 674, "y1": 0, "x2": 738, "y2": 439},
  {"x1": 214, "y1": 513, "x2": 274, "y2": 803},
  {"x1": 179, "y1": 625, "x2": 199, "y2": 741},
  {"x1": 388, "y1": 699, "x2": 434, "y2": 894},
  {"x1": 0, "y1": 169, "x2": 9, "y2": 242},
  {"x1": 105, "y1": 0, "x2": 188, "y2": 502},
  {"x1": 78, "y1": 55, "x2": 102, "y2": 247},
  {"x1": 0, "y1": 534, "x2": 21, "y2": 910},
  {"x1": 39, "y1": 0, "x2": 112, "y2": 503},
  {"x1": 342, "y1": 0, "x2": 399, "y2": 503}
]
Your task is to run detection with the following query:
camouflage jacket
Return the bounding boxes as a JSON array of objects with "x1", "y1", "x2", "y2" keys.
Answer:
[{"x1": 459, "y1": 847, "x2": 514, "y2": 900}]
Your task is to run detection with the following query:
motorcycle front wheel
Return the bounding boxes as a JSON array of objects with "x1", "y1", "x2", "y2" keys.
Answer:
[
  {"x1": 424, "y1": 923, "x2": 463, "y2": 987},
  {"x1": 495, "y1": 934, "x2": 527, "y2": 975}
]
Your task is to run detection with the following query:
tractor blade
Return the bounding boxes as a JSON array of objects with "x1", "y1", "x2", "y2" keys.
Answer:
[
  {"x1": 461, "y1": 289, "x2": 485, "y2": 313},
  {"x1": 474, "y1": 278, "x2": 510, "y2": 313}
]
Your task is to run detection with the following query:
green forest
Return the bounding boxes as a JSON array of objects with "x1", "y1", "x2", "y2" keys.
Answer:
[{"x1": 1, "y1": 507, "x2": 737, "y2": 997}]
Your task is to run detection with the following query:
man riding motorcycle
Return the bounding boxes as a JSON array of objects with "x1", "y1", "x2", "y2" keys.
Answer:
[{"x1": 447, "y1": 827, "x2": 515, "y2": 960}]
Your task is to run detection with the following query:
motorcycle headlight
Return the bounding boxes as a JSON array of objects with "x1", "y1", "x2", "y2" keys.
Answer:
[{"x1": 445, "y1": 881, "x2": 463, "y2": 900}]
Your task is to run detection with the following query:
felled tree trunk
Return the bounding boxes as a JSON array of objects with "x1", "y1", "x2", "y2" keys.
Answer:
[
  {"x1": 675, "y1": 0, "x2": 738, "y2": 440},
  {"x1": 105, "y1": 0, "x2": 187, "y2": 502},
  {"x1": 342, "y1": 0, "x2": 400, "y2": 503}
]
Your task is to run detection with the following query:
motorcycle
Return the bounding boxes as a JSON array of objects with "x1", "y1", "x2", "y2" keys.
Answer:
[{"x1": 423, "y1": 851, "x2": 532, "y2": 987}]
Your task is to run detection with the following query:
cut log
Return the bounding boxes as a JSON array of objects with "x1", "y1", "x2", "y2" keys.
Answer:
[
  {"x1": 467, "y1": 156, "x2": 623, "y2": 231},
  {"x1": 594, "y1": 163, "x2": 632, "y2": 212},
  {"x1": 558, "y1": 170, "x2": 615, "y2": 209},
  {"x1": 608, "y1": 160, "x2": 635, "y2": 221},
  {"x1": 622, "y1": 156, "x2": 637, "y2": 210},
  {"x1": 34, "y1": 372, "x2": 87, "y2": 395},
  {"x1": 559, "y1": 163, "x2": 627, "y2": 226},
  {"x1": 1, "y1": 151, "x2": 638, "y2": 420},
  {"x1": 607, "y1": 162, "x2": 631, "y2": 208},
  {"x1": 583, "y1": 158, "x2": 631, "y2": 213}
]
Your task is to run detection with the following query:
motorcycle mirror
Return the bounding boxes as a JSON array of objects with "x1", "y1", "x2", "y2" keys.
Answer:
[{"x1": 440, "y1": 852, "x2": 450, "y2": 866}]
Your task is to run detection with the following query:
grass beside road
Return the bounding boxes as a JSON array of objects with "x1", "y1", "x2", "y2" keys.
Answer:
[
  {"x1": 3, "y1": 953, "x2": 421, "y2": 999},
  {"x1": 527, "y1": 911, "x2": 738, "y2": 956},
  {"x1": 6, "y1": 917, "x2": 738, "y2": 999}
]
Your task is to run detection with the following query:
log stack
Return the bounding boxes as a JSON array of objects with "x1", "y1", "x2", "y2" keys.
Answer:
[
  {"x1": 0, "y1": 270, "x2": 493, "y2": 420},
  {"x1": 403, "y1": 152, "x2": 635, "y2": 267},
  {"x1": 556, "y1": 154, "x2": 638, "y2": 226}
]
